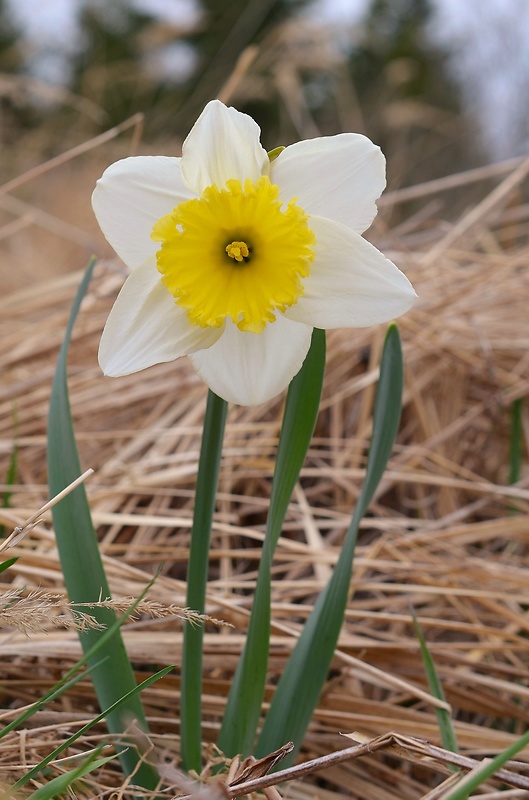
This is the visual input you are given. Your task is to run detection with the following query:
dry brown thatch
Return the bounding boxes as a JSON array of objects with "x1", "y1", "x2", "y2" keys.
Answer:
[{"x1": 0, "y1": 57, "x2": 529, "y2": 800}]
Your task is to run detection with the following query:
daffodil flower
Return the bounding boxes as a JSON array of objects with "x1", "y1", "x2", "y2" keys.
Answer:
[{"x1": 93, "y1": 100, "x2": 415, "y2": 405}]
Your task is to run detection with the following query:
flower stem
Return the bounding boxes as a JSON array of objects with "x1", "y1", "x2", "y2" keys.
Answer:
[{"x1": 181, "y1": 389, "x2": 228, "y2": 773}]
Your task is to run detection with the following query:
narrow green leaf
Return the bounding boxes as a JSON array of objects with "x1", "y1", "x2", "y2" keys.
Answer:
[
  {"x1": 2, "y1": 441, "x2": 17, "y2": 511},
  {"x1": 257, "y1": 324, "x2": 403, "y2": 759},
  {"x1": 0, "y1": 579, "x2": 160, "y2": 741},
  {"x1": 411, "y1": 612, "x2": 459, "y2": 757},
  {"x1": 0, "y1": 557, "x2": 18, "y2": 575},
  {"x1": 0, "y1": 437, "x2": 17, "y2": 537},
  {"x1": 509, "y1": 397, "x2": 523, "y2": 486},
  {"x1": 218, "y1": 329, "x2": 326, "y2": 757},
  {"x1": 268, "y1": 146, "x2": 285, "y2": 162},
  {"x1": 47, "y1": 259, "x2": 158, "y2": 790},
  {"x1": 26, "y1": 751, "x2": 116, "y2": 800},
  {"x1": 0, "y1": 665, "x2": 96, "y2": 742},
  {"x1": 181, "y1": 389, "x2": 228, "y2": 772},
  {"x1": 440, "y1": 726, "x2": 529, "y2": 800},
  {"x1": 11, "y1": 667, "x2": 172, "y2": 793}
]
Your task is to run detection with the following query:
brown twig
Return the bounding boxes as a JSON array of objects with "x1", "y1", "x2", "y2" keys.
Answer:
[
  {"x1": 0, "y1": 114, "x2": 144, "y2": 197},
  {"x1": 0, "y1": 469, "x2": 94, "y2": 553},
  {"x1": 173, "y1": 734, "x2": 529, "y2": 799}
]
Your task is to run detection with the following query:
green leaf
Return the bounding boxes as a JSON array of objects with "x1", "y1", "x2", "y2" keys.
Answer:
[
  {"x1": 412, "y1": 612, "x2": 459, "y2": 757},
  {"x1": 0, "y1": 581, "x2": 160, "y2": 742},
  {"x1": 440, "y1": 726, "x2": 529, "y2": 800},
  {"x1": 47, "y1": 259, "x2": 158, "y2": 790},
  {"x1": 268, "y1": 146, "x2": 285, "y2": 162},
  {"x1": 26, "y1": 751, "x2": 116, "y2": 800},
  {"x1": 257, "y1": 324, "x2": 403, "y2": 760},
  {"x1": 2, "y1": 441, "x2": 17, "y2": 511},
  {"x1": 218, "y1": 328, "x2": 326, "y2": 757},
  {"x1": 10, "y1": 667, "x2": 171, "y2": 793},
  {"x1": 0, "y1": 665, "x2": 95, "y2": 743},
  {"x1": 0, "y1": 436, "x2": 18, "y2": 537},
  {"x1": 181, "y1": 389, "x2": 228, "y2": 772},
  {"x1": 509, "y1": 397, "x2": 524, "y2": 486},
  {"x1": 0, "y1": 557, "x2": 18, "y2": 575}
]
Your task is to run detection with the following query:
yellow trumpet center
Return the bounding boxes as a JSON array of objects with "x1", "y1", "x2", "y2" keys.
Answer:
[{"x1": 151, "y1": 176, "x2": 315, "y2": 334}]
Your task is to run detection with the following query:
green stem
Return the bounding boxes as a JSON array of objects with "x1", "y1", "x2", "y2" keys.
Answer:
[{"x1": 181, "y1": 390, "x2": 228, "y2": 772}]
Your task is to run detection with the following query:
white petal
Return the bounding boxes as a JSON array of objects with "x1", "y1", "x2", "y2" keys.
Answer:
[
  {"x1": 181, "y1": 99, "x2": 269, "y2": 194},
  {"x1": 271, "y1": 133, "x2": 386, "y2": 233},
  {"x1": 99, "y1": 260, "x2": 221, "y2": 376},
  {"x1": 92, "y1": 156, "x2": 193, "y2": 269},
  {"x1": 285, "y1": 216, "x2": 416, "y2": 329},
  {"x1": 189, "y1": 316, "x2": 313, "y2": 406}
]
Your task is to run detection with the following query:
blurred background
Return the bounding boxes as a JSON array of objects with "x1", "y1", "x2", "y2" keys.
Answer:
[{"x1": 1, "y1": 0, "x2": 528, "y2": 289}]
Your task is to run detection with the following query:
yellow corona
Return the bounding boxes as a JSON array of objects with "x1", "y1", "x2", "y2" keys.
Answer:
[{"x1": 151, "y1": 176, "x2": 315, "y2": 334}]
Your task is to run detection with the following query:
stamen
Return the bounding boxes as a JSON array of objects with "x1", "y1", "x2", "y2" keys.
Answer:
[{"x1": 226, "y1": 241, "x2": 250, "y2": 262}]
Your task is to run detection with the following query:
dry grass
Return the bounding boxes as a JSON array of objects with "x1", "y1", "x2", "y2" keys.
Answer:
[{"x1": 0, "y1": 44, "x2": 529, "y2": 800}]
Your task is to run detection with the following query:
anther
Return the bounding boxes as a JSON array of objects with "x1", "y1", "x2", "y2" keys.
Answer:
[{"x1": 226, "y1": 241, "x2": 250, "y2": 262}]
